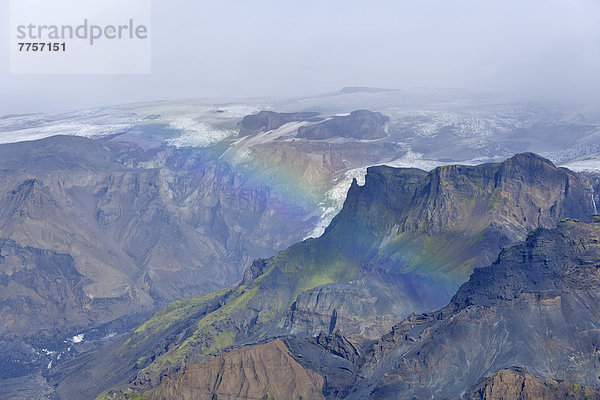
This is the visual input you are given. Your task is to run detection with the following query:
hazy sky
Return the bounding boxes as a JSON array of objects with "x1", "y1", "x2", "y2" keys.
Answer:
[{"x1": 1, "y1": 0, "x2": 599, "y2": 113}]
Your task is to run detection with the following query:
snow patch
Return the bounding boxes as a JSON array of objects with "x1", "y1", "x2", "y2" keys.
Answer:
[
  {"x1": 395, "y1": 110, "x2": 524, "y2": 140},
  {"x1": 386, "y1": 150, "x2": 446, "y2": 171},
  {"x1": 216, "y1": 104, "x2": 268, "y2": 118},
  {"x1": 305, "y1": 167, "x2": 367, "y2": 239},
  {"x1": 165, "y1": 118, "x2": 235, "y2": 148},
  {"x1": 0, "y1": 119, "x2": 132, "y2": 144},
  {"x1": 561, "y1": 158, "x2": 600, "y2": 172},
  {"x1": 41, "y1": 348, "x2": 55, "y2": 356},
  {"x1": 71, "y1": 334, "x2": 84, "y2": 344}
]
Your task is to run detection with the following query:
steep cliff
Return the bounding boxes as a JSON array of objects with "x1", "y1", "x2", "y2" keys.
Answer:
[{"x1": 282, "y1": 153, "x2": 592, "y2": 337}]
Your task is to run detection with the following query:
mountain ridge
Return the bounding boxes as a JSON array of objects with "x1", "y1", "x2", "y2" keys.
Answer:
[
  {"x1": 102, "y1": 219, "x2": 600, "y2": 399},
  {"x1": 55, "y1": 152, "x2": 597, "y2": 399}
]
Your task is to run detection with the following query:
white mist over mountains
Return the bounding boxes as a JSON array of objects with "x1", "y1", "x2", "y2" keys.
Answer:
[{"x1": 1, "y1": 0, "x2": 599, "y2": 113}]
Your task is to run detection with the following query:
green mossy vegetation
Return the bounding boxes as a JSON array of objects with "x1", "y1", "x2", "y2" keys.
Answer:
[
  {"x1": 140, "y1": 284, "x2": 259, "y2": 373},
  {"x1": 133, "y1": 219, "x2": 369, "y2": 376},
  {"x1": 572, "y1": 381, "x2": 596, "y2": 399},
  {"x1": 120, "y1": 287, "x2": 230, "y2": 350}
]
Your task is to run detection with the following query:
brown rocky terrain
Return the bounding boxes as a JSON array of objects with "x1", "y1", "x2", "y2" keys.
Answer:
[
  {"x1": 142, "y1": 339, "x2": 324, "y2": 400},
  {"x1": 467, "y1": 368, "x2": 600, "y2": 400}
]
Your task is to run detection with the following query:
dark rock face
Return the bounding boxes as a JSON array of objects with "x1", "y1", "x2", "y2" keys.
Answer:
[
  {"x1": 0, "y1": 239, "x2": 89, "y2": 340},
  {"x1": 280, "y1": 275, "x2": 449, "y2": 338},
  {"x1": 280, "y1": 153, "x2": 592, "y2": 338},
  {"x1": 241, "y1": 258, "x2": 269, "y2": 284},
  {"x1": 238, "y1": 111, "x2": 321, "y2": 136},
  {"x1": 362, "y1": 153, "x2": 591, "y2": 272},
  {"x1": 297, "y1": 110, "x2": 389, "y2": 140},
  {"x1": 447, "y1": 220, "x2": 600, "y2": 313}
]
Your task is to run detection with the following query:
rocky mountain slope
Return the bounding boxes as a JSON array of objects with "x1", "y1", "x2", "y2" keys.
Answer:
[
  {"x1": 0, "y1": 238, "x2": 91, "y2": 340},
  {"x1": 296, "y1": 110, "x2": 389, "y2": 140},
  {"x1": 357, "y1": 219, "x2": 600, "y2": 399},
  {"x1": 143, "y1": 339, "x2": 324, "y2": 400},
  {"x1": 0, "y1": 104, "x2": 423, "y2": 394},
  {"x1": 124, "y1": 219, "x2": 600, "y2": 399},
  {"x1": 238, "y1": 111, "x2": 321, "y2": 136},
  {"x1": 467, "y1": 368, "x2": 600, "y2": 400},
  {"x1": 53, "y1": 153, "x2": 597, "y2": 399},
  {"x1": 0, "y1": 134, "x2": 327, "y2": 379}
]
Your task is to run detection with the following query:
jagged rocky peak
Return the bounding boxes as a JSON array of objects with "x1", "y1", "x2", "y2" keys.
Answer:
[
  {"x1": 447, "y1": 218, "x2": 600, "y2": 313},
  {"x1": 333, "y1": 153, "x2": 592, "y2": 265},
  {"x1": 1, "y1": 179, "x2": 60, "y2": 222},
  {"x1": 399, "y1": 153, "x2": 587, "y2": 239},
  {"x1": 297, "y1": 109, "x2": 389, "y2": 140},
  {"x1": 238, "y1": 110, "x2": 321, "y2": 136},
  {"x1": 363, "y1": 219, "x2": 600, "y2": 398}
]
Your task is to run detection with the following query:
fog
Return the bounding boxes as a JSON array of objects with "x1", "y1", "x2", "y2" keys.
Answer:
[{"x1": 1, "y1": 0, "x2": 599, "y2": 113}]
